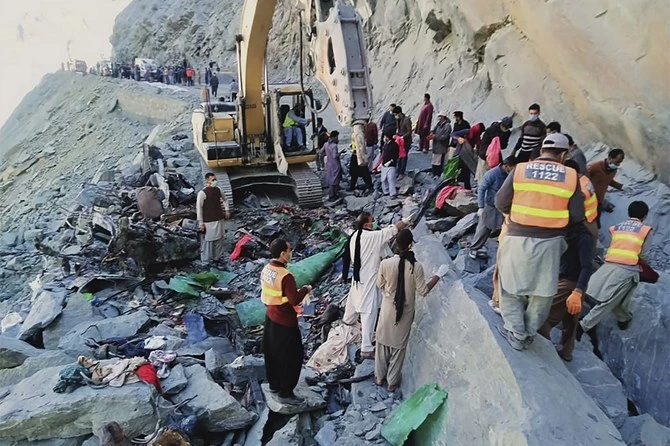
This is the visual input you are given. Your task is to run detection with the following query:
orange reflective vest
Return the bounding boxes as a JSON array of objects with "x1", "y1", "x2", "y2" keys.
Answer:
[
  {"x1": 260, "y1": 263, "x2": 303, "y2": 313},
  {"x1": 510, "y1": 160, "x2": 578, "y2": 229},
  {"x1": 260, "y1": 263, "x2": 290, "y2": 306},
  {"x1": 580, "y1": 175, "x2": 598, "y2": 223},
  {"x1": 605, "y1": 219, "x2": 651, "y2": 266}
]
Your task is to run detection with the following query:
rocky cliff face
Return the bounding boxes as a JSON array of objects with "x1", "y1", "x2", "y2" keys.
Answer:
[{"x1": 111, "y1": 0, "x2": 669, "y2": 182}]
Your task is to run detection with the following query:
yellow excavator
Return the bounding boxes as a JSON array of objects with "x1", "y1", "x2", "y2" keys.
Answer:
[{"x1": 192, "y1": 0, "x2": 373, "y2": 208}]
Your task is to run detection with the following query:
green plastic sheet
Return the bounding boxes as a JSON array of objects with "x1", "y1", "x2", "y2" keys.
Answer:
[
  {"x1": 380, "y1": 383, "x2": 448, "y2": 446},
  {"x1": 235, "y1": 298, "x2": 266, "y2": 328},
  {"x1": 168, "y1": 269, "x2": 237, "y2": 297},
  {"x1": 288, "y1": 239, "x2": 347, "y2": 288}
]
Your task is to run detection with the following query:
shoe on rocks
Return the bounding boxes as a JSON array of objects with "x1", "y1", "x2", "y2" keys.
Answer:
[
  {"x1": 496, "y1": 324, "x2": 525, "y2": 351},
  {"x1": 468, "y1": 250, "x2": 478, "y2": 260},
  {"x1": 476, "y1": 249, "x2": 489, "y2": 259},
  {"x1": 487, "y1": 300, "x2": 501, "y2": 315},
  {"x1": 277, "y1": 393, "x2": 305, "y2": 406}
]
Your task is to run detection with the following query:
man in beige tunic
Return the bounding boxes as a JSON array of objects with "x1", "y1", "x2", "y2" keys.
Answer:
[
  {"x1": 375, "y1": 229, "x2": 449, "y2": 391},
  {"x1": 196, "y1": 172, "x2": 230, "y2": 263}
]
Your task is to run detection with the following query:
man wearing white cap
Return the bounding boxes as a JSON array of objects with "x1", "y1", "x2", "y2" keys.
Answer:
[
  {"x1": 494, "y1": 133, "x2": 585, "y2": 351},
  {"x1": 429, "y1": 111, "x2": 452, "y2": 177}
]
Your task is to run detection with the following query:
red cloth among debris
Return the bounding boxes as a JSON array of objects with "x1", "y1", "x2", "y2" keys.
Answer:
[
  {"x1": 135, "y1": 363, "x2": 162, "y2": 393},
  {"x1": 229, "y1": 234, "x2": 253, "y2": 261},
  {"x1": 394, "y1": 135, "x2": 406, "y2": 159},
  {"x1": 436, "y1": 185, "x2": 464, "y2": 209},
  {"x1": 639, "y1": 259, "x2": 659, "y2": 284}
]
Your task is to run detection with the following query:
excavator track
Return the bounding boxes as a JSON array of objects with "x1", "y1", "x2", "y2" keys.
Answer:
[
  {"x1": 216, "y1": 169, "x2": 234, "y2": 211},
  {"x1": 290, "y1": 163, "x2": 323, "y2": 208}
]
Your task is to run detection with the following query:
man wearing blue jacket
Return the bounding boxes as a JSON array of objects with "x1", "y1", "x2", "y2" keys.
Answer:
[{"x1": 469, "y1": 157, "x2": 516, "y2": 259}]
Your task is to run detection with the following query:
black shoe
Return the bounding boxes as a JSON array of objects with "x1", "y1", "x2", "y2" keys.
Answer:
[
  {"x1": 576, "y1": 324, "x2": 584, "y2": 342},
  {"x1": 617, "y1": 320, "x2": 630, "y2": 330}
]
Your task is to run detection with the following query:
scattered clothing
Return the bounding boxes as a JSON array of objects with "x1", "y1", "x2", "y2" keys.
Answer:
[
  {"x1": 78, "y1": 356, "x2": 147, "y2": 387},
  {"x1": 435, "y1": 185, "x2": 463, "y2": 210},
  {"x1": 306, "y1": 323, "x2": 361, "y2": 373},
  {"x1": 230, "y1": 234, "x2": 253, "y2": 261}
]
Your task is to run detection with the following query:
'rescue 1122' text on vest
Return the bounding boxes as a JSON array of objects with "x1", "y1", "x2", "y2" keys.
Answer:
[
  {"x1": 605, "y1": 218, "x2": 652, "y2": 266},
  {"x1": 510, "y1": 160, "x2": 578, "y2": 229}
]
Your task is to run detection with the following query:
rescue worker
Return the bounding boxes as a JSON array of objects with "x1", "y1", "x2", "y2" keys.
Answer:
[
  {"x1": 342, "y1": 213, "x2": 407, "y2": 359},
  {"x1": 538, "y1": 218, "x2": 594, "y2": 361},
  {"x1": 495, "y1": 133, "x2": 585, "y2": 350},
  {"x1": 283, "y1": 103, "x2": 311, "y2": 149},
  {"x1": 573, "y1": 159, "x2": 600, "y2": 256},
  {"x1": 196, "y1": 173, "x2": 230, "y2": 264},
  {"x1": 578, "y1": 201, "x2": 652, "y2": 339},
  {"x1": 261, "y1": 239, "x2": 313, "y2": 405}
]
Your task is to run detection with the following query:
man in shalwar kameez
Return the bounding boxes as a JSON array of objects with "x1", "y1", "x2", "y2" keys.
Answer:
[{"x1": 342, "y1": 212, "x2": 406, "y2": 359}]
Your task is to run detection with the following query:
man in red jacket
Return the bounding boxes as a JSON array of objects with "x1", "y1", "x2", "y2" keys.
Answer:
[
  {"x1": 415, "y1": 93, "x2": 434, "y2": 153},
  {"x1": 261, "y1": 239, "x2": 312, "y2": 405}
]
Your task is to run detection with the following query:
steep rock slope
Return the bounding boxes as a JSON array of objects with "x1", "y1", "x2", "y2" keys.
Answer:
[{"x1": 111, "y1": 0, "x2": 669, "y2": 182}]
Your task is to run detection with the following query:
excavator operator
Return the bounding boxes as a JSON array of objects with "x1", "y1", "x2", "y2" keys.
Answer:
[{"x1": 283, "y1": 103, "x2": 312, "y2": 150}]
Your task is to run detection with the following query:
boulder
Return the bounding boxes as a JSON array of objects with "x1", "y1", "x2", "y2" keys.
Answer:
[
  {"x1": 1, "y1": 312, "x2": 23, "y2": 337},
  {"x1": 344, "y1": 195, "x2": 374, "y2": 213},
  {"x1": 463, "y1": 264, "x2": 495, "y2": 298},
  {"x1": 350, "y1": 359, "x2": 387, "y2": 408},
  {"x1": 0, "y1": 232, "x2": 19, "y2": 247},
  {"x1": 397, "y1": 176, "x2": 414, "y2": 195},
  {"x1": 563, "y1": 338, "x2": 628, "y2": 428},
  {"x1": 619, "y1": 414, "x2": 670, "y2": 446},
  {"x1": 0, "y1": 366, "x2": 157, "y2": 441},
  {"x1": 17, "y1": 290, "x2": 67, "y2": 341},
  {"x1": 223, "y1": 355, "x2": 266, "y2": 385},
  {"x1": 453, "y1": 248, "x2": 483, "y2": 274},
  {"x1": 57, "y1": 309, "x2": 150, "y2": 356},
  {"x1": 0, "y1": 350, "x2": 74, "y2": 387},
  {"x1": 597, "y1": 277, "x2": 670, "y2": 427},
  {"x1": 442, "y1": 213, "x2": 478, "y2": 246},
  {"x1": 267, "y1": 415, "x2": 301, "y2": 446},
  {"x1": 171, "y1": 365, "x2": 255, "y2": 431},
  {"x1": 261, "y1": 383, "x2": 327, "y2": 415},
  {"x1": 315, "y1": 420, "x2": 338, "y2": 446},
  {"x1": 243, "y1": 407, "x2": 269, "y2": 446},
  {"x1": 0, "y1": 336, "x2": 40, "y2": 369},
  {"x1": 400, "y1": 233, "x2": 626, "y2": 445},
  {"x1": 204, "y1": 338, "x2": 237, "y2": 379},
  {"x1": 426, "y1": 217, "x2": 458, "y2": 233},
  {"x1": 444, "y1": 189, "x2": 479, "y2": 215},
  {"x1": 43, "y1": 294, "x2": 102, "y2": 350},
  {"x1": 160, "y1": 363, "x2": 188, "y2": 395}
]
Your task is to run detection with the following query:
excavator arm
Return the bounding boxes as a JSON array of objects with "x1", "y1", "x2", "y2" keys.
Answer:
[{"x1": 236, "y1": 0, "x2": 373, "y2": 167}]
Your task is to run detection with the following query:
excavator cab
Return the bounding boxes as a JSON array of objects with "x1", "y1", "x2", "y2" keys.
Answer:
[{"x1": 269, "y1": 85, "x2": 318, "y2": 156}]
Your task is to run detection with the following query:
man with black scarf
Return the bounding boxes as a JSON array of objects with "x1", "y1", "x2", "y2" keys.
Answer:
[
  {"x1": 342, "y1": 212, "x2": 406, "y2": 359},
  {"x1": 374, "y1": 229, "x2": 449, "y2": 391}
]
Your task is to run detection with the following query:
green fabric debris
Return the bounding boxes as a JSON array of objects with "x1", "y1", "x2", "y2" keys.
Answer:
[
  {"x1": 380, "y1": 383, "x2": 448, "y2": 446},
  {"x1": 288, "y1": 239, "x2": 347, "y2": 288},
  {"x1": 168, "y1": 269, "x2": 237, "y2": 297},
  {"x1": 82, "y1": 292, "x2": 94, "y2": 301},
  {"x1": 235, "y1": 298, "x2": 266, "y2": 328},
  {"x1": 442, "y1": 155, "x2": 460, "y2": 182}
]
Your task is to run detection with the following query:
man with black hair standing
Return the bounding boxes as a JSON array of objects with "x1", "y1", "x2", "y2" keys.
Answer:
[
  {"x1": 512, "y1": 103, "x2": 546, "y2": 162},
  {"x1": 379, "y1": 103, "x2": 398, "y2": 143},
  {"x1": 578, "y1": 201, "x2": 653, "y2": 339},
  {"x1": 196, "y1": 173, "x2": 230, "y2": 264},
  {"x1": 415, "y1": 93, "x2": 434, "y2": 153},
  {"x1": 546, "y1": 121, "x2": 561, "y2": 134},
  {"x1": 453, "y1": 111, "x2": 471, "y2": 133},
  {"x1": 261, "y1": 239, "x2": 313, "y2": 405},
  {"x1": 342, "y1": 213, "x2": 406, "y2": 359}
]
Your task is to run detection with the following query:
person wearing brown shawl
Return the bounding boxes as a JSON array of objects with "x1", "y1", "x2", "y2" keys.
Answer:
[{"x1": 373, "y1": 229, "x2": 448, "y2": 391}]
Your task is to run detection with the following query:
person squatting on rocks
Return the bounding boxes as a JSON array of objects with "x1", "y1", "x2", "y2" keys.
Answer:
[
  {"x1": 196, "y1": 173, "x2": 230, "y2": 264},
  {"x1": 342, "y1": 213, "x2": 407, "y2": 359},
  {"x1": 283, "y1": 103, "x2": 311, "y2": 149},
  {"x1": 478, "y1": 116, "x2": 513, "y2": 180},
  {"x1": 322, "y1": 130, "x2": 342, "y2": 200},
  {"x1": 587, "y1": 148, "x2": 626, "y2": 229},
  {"x1": 261, "y1": 239, "x2": 313, "y2": 405},
  {"x1": 379, "y1": 132, "x2": 400, "y2": 198},
  {"x1": 537, "y1": 220, "x2": 594, "y2": 362},
  {"x1": 415, "y1": 93, "x2": 434, "y2": 153},
  {"x1": 495, "y1": 133, "x2": 585, "y2": 351},
  {"x1": 512, "y1": 103, "x2": 546, "y2": 163},
  {"x1": 578, "y1": 201, "x2": 652, "y2": 340},
  {"x1": 469, "y1": 157, "x2": 516, "y2": 260},
  {"x1": 394, "y1": 106, "x2": 412, "y2": 178},
  {"x1": 429, "y1": 111, "x2": 452, "y2": 177},
  {"x1": 374, "y1": 229, "x2": 448, "y2": 392}
]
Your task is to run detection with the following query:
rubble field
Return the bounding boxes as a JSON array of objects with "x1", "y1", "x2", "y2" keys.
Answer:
[{"x1": 0, "y1": 70, "x2": 669, "y2": 446}]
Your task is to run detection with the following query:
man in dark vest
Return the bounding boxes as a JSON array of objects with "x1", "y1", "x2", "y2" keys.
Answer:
[{"x1": 196, "y1": 173, "x2": 230, "y2": 263}]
